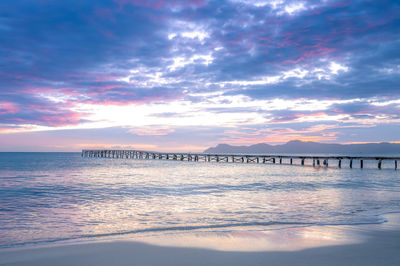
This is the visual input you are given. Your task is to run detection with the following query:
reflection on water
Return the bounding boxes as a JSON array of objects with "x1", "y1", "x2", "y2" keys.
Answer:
[
  {"x1": 0, "y1": 152, "x2": 399, "y2": 248},
  {"x1": 128, "y1": 225, "x2": 363, "y2": 252}
]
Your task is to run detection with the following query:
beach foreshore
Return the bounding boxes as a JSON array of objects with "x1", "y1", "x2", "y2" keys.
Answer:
[{"x1": 1, "y1": 214, "x2": 400, "y2": 266}]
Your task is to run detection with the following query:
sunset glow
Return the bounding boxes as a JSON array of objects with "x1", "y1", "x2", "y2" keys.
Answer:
[{"x1": 0, "y1": 0, "x2": 399, "y2": 151}]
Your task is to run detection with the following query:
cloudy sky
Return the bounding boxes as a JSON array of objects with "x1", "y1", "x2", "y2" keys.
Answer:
[{"x1": 0, "y1": 0, "x2": 399, "y2": 151}]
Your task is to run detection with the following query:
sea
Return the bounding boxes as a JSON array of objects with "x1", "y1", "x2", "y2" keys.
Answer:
[{"x1": 0, "y1": 152, "x2": 400, "y2": 249}]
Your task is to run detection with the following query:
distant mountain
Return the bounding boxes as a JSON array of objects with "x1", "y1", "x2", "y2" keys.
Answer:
[{"x1": 204, "y1": 140, "x2": 400, "y2": 155}]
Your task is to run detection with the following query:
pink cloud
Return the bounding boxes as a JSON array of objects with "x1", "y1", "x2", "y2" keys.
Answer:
[
  {"x1": 295, "y1": 112, "x2": 327, "y2": 118},
  {"x1": 34, "y1": 111, "x2": 84, "y2": 127},
  {"x1": 0, "y1": 101, "x2": 19, "y2": 114},
  {"x1": 129, "y1": 127, "x2": 175, "y2": 136},
  {"x1": 24, "y1": 86, "x2": 55, "y2": 94},
  {"x1": 283, "y1": 57, "x2": 305, "y2": 64}
]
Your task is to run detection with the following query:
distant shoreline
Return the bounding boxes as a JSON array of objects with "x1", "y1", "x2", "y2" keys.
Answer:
[{"x1": 205, "y1": 140, "x2": 400, "y2": 154}]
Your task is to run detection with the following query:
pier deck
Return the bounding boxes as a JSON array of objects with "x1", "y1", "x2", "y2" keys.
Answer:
[{"x1": 82, "y1": 149, "x2": 399, "y2": 170}]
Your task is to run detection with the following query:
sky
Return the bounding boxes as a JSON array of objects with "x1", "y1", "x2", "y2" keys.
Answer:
[{"x1": 0, "y1": 0, "x2": 399, "y2": 152}]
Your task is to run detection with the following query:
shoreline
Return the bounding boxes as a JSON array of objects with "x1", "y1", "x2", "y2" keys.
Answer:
[
  {"x1": 1, "y1": 213, "x2": 400, "y2": 265},
  {"x1": 0, "y1": 211, "x2": 393, "y2": 251}
]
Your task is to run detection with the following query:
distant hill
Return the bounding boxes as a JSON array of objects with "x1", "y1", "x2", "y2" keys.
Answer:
[{"x1": 204, "y1": 140, "x2": 400, "y2": 155}]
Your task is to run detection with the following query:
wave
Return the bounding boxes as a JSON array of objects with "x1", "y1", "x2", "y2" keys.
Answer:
[{"x1": 1, "y1": 214, "x2": 394, "y2": 249}]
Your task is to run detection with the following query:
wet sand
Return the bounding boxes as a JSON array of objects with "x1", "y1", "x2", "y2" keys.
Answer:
[{"x1": 1, "y1": 214, "x2": 400, "y2": 266}]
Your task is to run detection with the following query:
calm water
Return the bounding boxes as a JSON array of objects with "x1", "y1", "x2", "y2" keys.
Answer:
[{"x1": 0, "y1": 152, "x2": 400, "y2": 248}]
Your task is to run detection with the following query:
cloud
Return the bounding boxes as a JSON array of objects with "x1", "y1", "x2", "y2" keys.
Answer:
[
  {"x1": 0, "y1": 101, "x2": 19, "y2": 114},
  {"x1": 0, "y1": 126, "x2": 226, "y2": 152},
  {"x1": 0, "y1": 0, "x2": 399, "y2": 148},
  {"x1": 129, "y1": 126, "x2": 175, "y2": 136}
]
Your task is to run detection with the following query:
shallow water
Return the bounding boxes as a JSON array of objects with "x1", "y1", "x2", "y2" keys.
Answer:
[{"x1": 0, "y1": 152, "x2": 399, "y2": 248}]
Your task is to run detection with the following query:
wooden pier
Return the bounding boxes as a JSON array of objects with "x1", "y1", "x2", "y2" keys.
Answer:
[{"x1": 82, "y1": 149, "x2": 399, "y2": 170}]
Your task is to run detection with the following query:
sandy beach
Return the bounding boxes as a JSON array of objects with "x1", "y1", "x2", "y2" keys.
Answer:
[
  {"x1": 0, "y1": 230, "x2": 399, "y2": 266},
  {"x1": 1, "y1": 214, "x2": 400, "y2": 266}
]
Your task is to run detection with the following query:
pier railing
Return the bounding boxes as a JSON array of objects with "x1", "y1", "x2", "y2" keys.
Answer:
[{"x1": 82, "y1": 149, "x2": 399, "y2": 170}]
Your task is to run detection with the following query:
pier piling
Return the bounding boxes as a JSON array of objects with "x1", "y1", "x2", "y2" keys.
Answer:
[{"x1": 82, "y1": 150, "x2": 400, "y2": 170}]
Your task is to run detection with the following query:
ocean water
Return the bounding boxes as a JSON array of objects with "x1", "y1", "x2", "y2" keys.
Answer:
[{"x1": 0, "y1": 152, "x2": 400, "y2": 249}]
